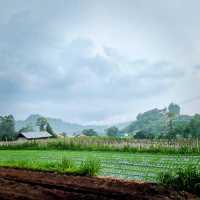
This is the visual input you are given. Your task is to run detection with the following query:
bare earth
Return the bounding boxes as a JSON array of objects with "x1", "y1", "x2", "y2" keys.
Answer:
[{"x1": 0, "y1": 168, "x2": 198, "y2": 200}]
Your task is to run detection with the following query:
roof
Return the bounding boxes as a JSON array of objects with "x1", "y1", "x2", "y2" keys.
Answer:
[{"x1": 18, "y1": 131, "x2": 52, "y2": 139}]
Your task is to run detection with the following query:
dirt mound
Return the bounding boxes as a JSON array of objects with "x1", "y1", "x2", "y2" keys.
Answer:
[{"x1": 0, "y1": 168, "x2": 197, "y2": 200}]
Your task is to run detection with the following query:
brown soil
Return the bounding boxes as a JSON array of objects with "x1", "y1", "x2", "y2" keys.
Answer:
[{"x1": 0, "y1": 168, "x2": 198, "y2": 200}]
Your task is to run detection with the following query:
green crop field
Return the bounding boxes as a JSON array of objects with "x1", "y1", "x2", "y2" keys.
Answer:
[{"x1": 0, "y1": 150, "x2": 200, "y2": 182}]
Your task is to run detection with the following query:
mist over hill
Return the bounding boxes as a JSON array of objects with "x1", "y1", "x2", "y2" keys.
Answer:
[
  {"x1": 15, "y1": 103, "x2": 195, "y2": 137},
  {"x1": 15, "y1": 114, "x2": 130, "y2": 135}
]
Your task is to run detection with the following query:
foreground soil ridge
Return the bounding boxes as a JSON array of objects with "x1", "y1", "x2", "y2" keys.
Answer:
[{"x1": 0, "y1": 168, "x2": 197, "y2": 200}]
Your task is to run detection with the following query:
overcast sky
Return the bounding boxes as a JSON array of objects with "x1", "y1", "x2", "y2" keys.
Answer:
[{"x1": 0, "y1": 0, "x2": 200, "y2": 124}]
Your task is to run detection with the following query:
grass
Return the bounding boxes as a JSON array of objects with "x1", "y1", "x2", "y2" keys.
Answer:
[
  {"x1": 0, "y1": 137, "x2": 200, "y2": 154},
  {"x1": 158, "y1": 165, "x2": 200, "y2": 196},
  {"x1": 79, "y1": 157, "x2": 101, "y2": 176},
  {"x1": 0, "y1": 155, "x2": 101, "y2": 176},
  {"x1": 0, "y1": 150, "x2": 200, "y2": 181}
]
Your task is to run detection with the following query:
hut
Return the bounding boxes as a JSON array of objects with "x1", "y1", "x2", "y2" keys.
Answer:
[{"x1": 17, "y1": 131, "x2": 52, "y2": 141}]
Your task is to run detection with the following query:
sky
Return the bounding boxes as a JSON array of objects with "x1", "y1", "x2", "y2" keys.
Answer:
[{"x1": 0, "y1": 0, "x2": 200, "y2": 125}]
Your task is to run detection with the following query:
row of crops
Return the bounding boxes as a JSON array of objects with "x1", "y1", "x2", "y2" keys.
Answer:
[
  {"x1": 66, "y1": 152, "x2": 200, "y2": 181},
  {"x1": 0, "y1": 150, "x2": 200, "y2": 182}
]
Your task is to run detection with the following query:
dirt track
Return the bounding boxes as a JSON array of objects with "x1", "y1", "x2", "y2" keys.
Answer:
[{"x1": 0, "y1": 168, "x2": 198, "y2": 200}]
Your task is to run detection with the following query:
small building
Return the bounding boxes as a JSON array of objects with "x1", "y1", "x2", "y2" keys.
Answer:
[
  {"x1": 118, "y1": 132, "x2": 129, "y2": 138},
  {"x1": 17, "y1": 131, "x2": 53, "y2": 141},
  {"x1": 75, "y1": 133, "x2": 87, "y2": 137}
]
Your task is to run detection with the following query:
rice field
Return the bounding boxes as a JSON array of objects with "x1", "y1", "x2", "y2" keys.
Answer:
[{"x1": 0, "y1": 150, "x2": 200, "y2": 182}]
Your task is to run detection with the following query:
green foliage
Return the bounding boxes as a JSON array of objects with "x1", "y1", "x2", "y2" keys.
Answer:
[
  {"x1": 168, "y1": 103, "x2": 180, "y2": 116},
  {"x1": 36, "y1": 117, "x2": 56, "y2": 137},
  {"x1": 80, "y1": 157, "x2": 101, "y2": 176},
  {"x1": 1, "y1": 137, "x2": 200, "y2": 154},
  {"x1": 18, "y1": 125, "x2": 34, "y2": 133},
  {"x1": 124, "y1": 108, "x2": 168, "y2": 136},
  {"x1": 188, "y1": 114, "x2": 200, "y2": 138},
  {"x1": 60, "y1": 157, "x2": 75, "y2": 169},
  {"x1": 0, "y1": 150, "x2": 199, "y2": 183},
  {"x1": 0, "y1": 115, "x2": 16, "y2": 141},
  {"x1": 106, "y1": 126, "x2": 119, "y2": 137},
  {"x1": 123, "y1": 103, "x2": 199, "y2": 140},
  {"x1": 46, "y1": 122, "x2": 56, "y2": 137},
  {"x1": 163, "y1": 114, "x2": 200, "y2": 139},
  {"x1": 158, "y1": 165, "x2": 200, "y2": 196},
  {"x1": 82, "y1": 129, "x2": 98, "y2": 136},
  {"x1": 0, "y1": 155, "x2": 100, "y2": 177},
  {"x1": 36, "y1": 117, "x2": 47, "y2": 131},
  {"x1": 134, "y1": 130, "x2": 155, "y2": 139}
]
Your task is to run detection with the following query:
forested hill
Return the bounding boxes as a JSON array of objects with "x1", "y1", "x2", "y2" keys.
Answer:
[
  {"x1": 15, "y1": 114, "x2": 130, "y2": 135},
  {"x1": 123, "y1": 103, "x2": 193, "y2": 138}
]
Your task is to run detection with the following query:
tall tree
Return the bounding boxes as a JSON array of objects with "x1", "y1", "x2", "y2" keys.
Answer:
[
  {"x1": 168, "y1": 103, "x2": 181, "y2": 116},
  {"x1": 36, "y1": 117, "x2": 47, "y2": 131},
  {"x1": 0, "y1": 115, "x2": 16, "y2": 141},
  {"x1": 188, "y1": 114, "x2": 200, "y2": 138},
  {"x1": 106, "y1": 126, "x2": 119, "y2": 137},
  {"x1": 46, "y1": 122, "x2": 56, "y2": 137},
  {"x1": 82, "y1": 129, "x2": 98, "y2": 136},
  {"x1": 165, "y1": 103, "x2": 181, "y2": 139}
]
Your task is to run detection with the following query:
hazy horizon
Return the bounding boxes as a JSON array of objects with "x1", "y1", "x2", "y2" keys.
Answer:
[{"x1": 0, "y1": 0, "x2": 200, "y2": 124}]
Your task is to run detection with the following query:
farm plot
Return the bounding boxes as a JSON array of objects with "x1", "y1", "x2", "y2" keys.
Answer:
[{"x1": 0, "y1": 150, "x2": 200, "y2": 182}]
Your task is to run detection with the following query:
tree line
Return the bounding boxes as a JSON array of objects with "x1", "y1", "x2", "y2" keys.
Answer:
[
  {"x1": 81, "y1": 103, "x2": 200, "y2": 139},
  {"x1": 1, "y1": 103, "x2": 200, "y2": 140},
  {"x1": 0, "y1": 115, "x2": 56, "y2": 141}
]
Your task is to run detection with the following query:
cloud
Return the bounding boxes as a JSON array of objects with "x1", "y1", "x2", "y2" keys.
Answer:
[
  {"x1": 0, "y1": 1, "x2": 200, "y2": 123},
  {"x1": 194, "y1": 65, "x2": 200, "y2": 70}
]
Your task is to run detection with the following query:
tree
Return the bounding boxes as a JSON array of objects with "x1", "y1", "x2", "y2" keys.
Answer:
[
  {"x1": 134, "y1": 130, "x2": 146, "y2": 139},
  {"x1": 106, "y1": 126, "x2": 119, "y2": 137},
  {"x1": 36, "y1": 117, "x2": 47, "y2": 131},
  {"x1": 46, "y1": 122, "x2": 56, "y2": 137},
  {"x1": 146, "y1": 133, "x2": 155, "y2": 139},
  {"x1": 168, "y1": 103, "x2": 181, "y2": 116},
  {"x1": 0, "y1": 115, "x2": 16, "y2": 141},
  {"x1": 82, "y1": 129, "x2": 98, "y2": 136},
  {"x1": 165, "y1": 104, "x2": 180, "y2": 139},
  {"x1": 187, "y1": 114, "x2": 200, "y2": 138},
  {"x1": 18, "y1": 125, "x2": 33, "y2": 133},
  {"x1": 166, "y1": 112, "x2": 176, "y2": 133}
]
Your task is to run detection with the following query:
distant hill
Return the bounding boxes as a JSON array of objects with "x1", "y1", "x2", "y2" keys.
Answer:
[
  {"x1": 15, "y1": 114, "x2": 131, "y2": 135},
  {"x1": 123, "y1": 106, "x2": 192, "y2": 136},
  {"x1": 16, "y1": 103, "x2": 192, "y2": 137}
]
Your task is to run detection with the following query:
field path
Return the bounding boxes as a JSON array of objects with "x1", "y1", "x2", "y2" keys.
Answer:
[{"x1": 0, "y1": 168, "x2": 197, "y2": 200}]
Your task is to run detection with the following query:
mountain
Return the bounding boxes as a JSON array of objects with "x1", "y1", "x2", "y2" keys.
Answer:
[{"x1": 15, "y1": 114, "x2": 131, "y2": 135}]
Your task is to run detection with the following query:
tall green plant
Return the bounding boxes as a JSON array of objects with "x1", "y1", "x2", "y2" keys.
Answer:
[
  {"x1": 158, "y1": 165, "x2": 200, "y2": 195},
  {"x1": 80, "y1": 157, "x2": 101, "y2": 176}
]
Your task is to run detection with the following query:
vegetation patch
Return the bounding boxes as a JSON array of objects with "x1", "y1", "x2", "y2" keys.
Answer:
[
  {"x1": 0, "y1": 156, "x2": 101, "y2": 177},
  {"x1": 158, "y1": 165, "x2": 200, "y2": 196},
  {"x1": 1, "y1": 137, "x2": 200, "y2": 154},
  {"x1": 0, "y1": 150, "x2": 200, "y2": 182},
  {"x1": 79, "y1": 157, "x2": 101, "y2": 176}
]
